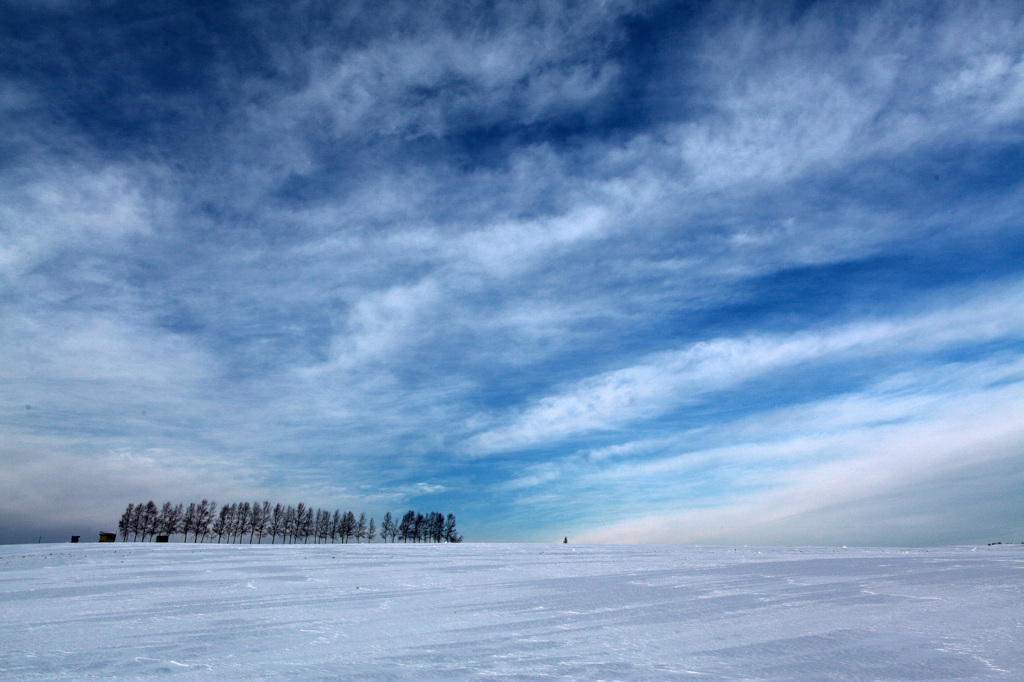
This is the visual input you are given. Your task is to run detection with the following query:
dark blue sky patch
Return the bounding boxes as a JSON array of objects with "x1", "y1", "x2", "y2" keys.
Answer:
[{"x1": 700, "y1": 252, "x2": 1017, "y2": 333}]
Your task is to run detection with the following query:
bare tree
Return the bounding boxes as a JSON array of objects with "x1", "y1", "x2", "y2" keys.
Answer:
[
  {"x1": 379, "y1": 512, "x2": 394, "y2": 542},
  {"x1": 367, "y1": 517, "x2": 375, "y2": 543},
  {"x1": 413, "y1": 512, "x2": 425, "y2": 543},
  {"x1": 196, "y1": 499, "x2": 216, "y2": 542},
  {"x1": 249, "y1": 501, "x2": 261, "y2": 543},
  {"x1": 284, "y1": 505, "x2": 298, "y2": 543},
  {"x1": 213, "y1": 504, "x2": 231, "y2": 543},
  {"x1": 399, "y1": 511, "x2": 415, "y2": 543},
  {"x1": 181, "y1": 503, "x2": 197, "y2": 542},
  {"x1": 128, "y1": 502, "x2": 144, "y2": 541},
  {"x1": 118, "y1": 503, "x2": 134, "y2": 542},
  {"x1": 240, "y1": 502, "x2": 253, "y2": 542},
  {"x1": 341, "y1": 511, "x2": 356, "y2": 543},
  {"x1": 330, "y1": 509, "x2": 342, "y2": 543},
  {"x1": 268, "y1": 503, "x2": 284, "y2": 544},
  {"x1": 301, "y1": 506, "x2": 314, "y2": 544},
  {"x1": 355, "y1": 512, "x2": 368, "y2": 543},
  {"x1": 427, "y1": 512, "x2": 444, "y2": 543},
  {"x1": 315, "y1": 508, "x2": 330, "y2": 544},
  {"x1": 253, "y1": 501, "x2": 270, "y2": 543},
  {"x1": 227, "y1": 503, "x2": 240, "y2": 542},
  {"x1": 444, "y1": 513, "x2": 461, "y2": 543},
  {"x1": 291, "y1": 504, "x2": 306, "y2": 544},
  {"x1": 231, "y1": 502, "x2": 248, "y2": 543},
  {"x1": 142, "y1": 501, "x2": 160, "y2": 541},
  {"x1": 159, "y1": 502, "x2": 183, "y2": 539}
]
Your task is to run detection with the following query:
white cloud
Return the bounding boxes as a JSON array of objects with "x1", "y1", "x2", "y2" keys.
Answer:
[
  {"x1": 453, "y1": 202, "x2": 615, "y2": 278},
  {"x1": 466, "y1": 280, "x2": 1024, "y2": 454},
  {"x1": 327, "y1": 278, "x2": 444, "y2": 369},
  {"x1": 0, "y1": 164, "x2": 159, "y2": 279},
  {"x1": 481, "y1": 344, "x2": 1024, "y2": 544},
  {"x1": 664, "y1": 1, "x2": 1024, "y2": 193},
  {"x1": 575, "y1": 376, "x2": 1024, "y2": 545},
  {"x1": 242, "y1": 1, "x2": 640, "y2": 164}
]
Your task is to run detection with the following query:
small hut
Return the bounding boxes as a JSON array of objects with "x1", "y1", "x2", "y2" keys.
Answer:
[
  {"x1": 71, "y1": 536, "x2": 80, "y2": 543},
  {"x1": 98, "y1": 532, "x2": 117, "y2": 543},
  {"x1": 155, "y1": 535, "x2": 169, "y2": 543}
]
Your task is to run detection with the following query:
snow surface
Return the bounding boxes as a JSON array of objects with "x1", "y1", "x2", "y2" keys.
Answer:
[{"x1": 0, "y1": 543, "x2": 1021, "y2": 680}]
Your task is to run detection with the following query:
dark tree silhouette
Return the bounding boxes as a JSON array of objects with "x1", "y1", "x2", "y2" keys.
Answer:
[
  {"x1": 301, "y1": 506, "x2": 314, "y2": 544},
  {"x1": 213, "y1": 504, "x2": 231, "y2": 543},
  {"x1": 329, "y1": 509, "x2": 341, "y2": 543},
  {"x1": 445, "y1": 514, "x2": 462, "y2": 543},
  {"x1": 398, "y1": 511, "x2": 415, "y2": 542},
  {"x1": 340, "y1": 511, "x2": 355, "y2": 543},
  {"x1": 196, "y1": 499, "x2": 216, "y2": 542},
  {"x1": 253, "y1": 501, "x2": 270, "y2": 543},
  {"x1": 379, "y1": 512, "x2": 394, "y2": 542},
  {"x1": 292, "y1": 504, "x2": 306, "y2": 544},
  {"x1": 114, "y1": 500, "x2": 462, "y2": 543},
  {"x1": 141, "y1": 501, "x2": 159, "y2": 541},
  {"x1": 282, "y1": 503, "x2": 294, "y2": 540},
  {"x1": 315, "y1": 508, "x2": 330, "y2": 544},
  {"x1": 128, "y1": 503, "x2": 143, "y2": 541},
  {"x1": 181, "y1": 503, "x2": 197, "y2": 542},
  {"x1": 118, "y1": 503, "x2": 134, "y2": 542},
  {"x1": 413, "y1": 513, "x2": 425, "y2": 542},
  {"x1": 356, "y1": 512, "x2": 368, "y2": 543},
  {"x1": 268, "y1": 503, "x2": 284, "y2": 543},
  {"x1": 159, "y1": 502, "x2": 183, "y2": 538},
  {"x1": 428, "y1": 512, "x2": 444, "y2": 542}
]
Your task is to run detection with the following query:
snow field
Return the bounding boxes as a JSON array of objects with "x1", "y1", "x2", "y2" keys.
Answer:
[{"x1": 0, "y1": 543, "x2": 1021, "y2": 680}]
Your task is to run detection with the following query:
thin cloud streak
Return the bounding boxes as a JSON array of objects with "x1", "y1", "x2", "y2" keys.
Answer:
[
  {"x1": 544, "y1": 365, "x2": 1024, "y2": 545},
  {"x1": 466, "y1": 281, "x2": 1024, "y2": 454}
]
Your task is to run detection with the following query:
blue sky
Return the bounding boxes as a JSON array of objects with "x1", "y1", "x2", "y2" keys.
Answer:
[{"x1": 2, "y1": 0, "x2": 1022, "y2": 545}]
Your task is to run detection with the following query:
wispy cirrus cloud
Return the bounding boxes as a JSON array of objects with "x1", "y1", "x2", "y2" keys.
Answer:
[
  {"x1": 574, "y1": 379, "x2": 1024, "y2": 545},
  {"x1": 499, "y1": 352, "x2": 1024, "y2": 544},
  {"x1": 466, "y1": 280, "x2": 1024, "y2": 455}
]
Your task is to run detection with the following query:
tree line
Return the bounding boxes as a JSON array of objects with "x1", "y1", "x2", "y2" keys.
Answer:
[{"x1": 117, "y1": 501, "x2": 462, "y2": 544}]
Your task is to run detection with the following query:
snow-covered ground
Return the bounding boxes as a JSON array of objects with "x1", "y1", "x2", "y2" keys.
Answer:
[{"x1": 0, "y1": 543, "x2": 1020, "y2": 680}]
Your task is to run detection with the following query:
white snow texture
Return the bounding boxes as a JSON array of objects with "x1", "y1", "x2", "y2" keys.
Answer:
[{"x1": 1, "y1": 543, "x2": 1021, "y2": 680}]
